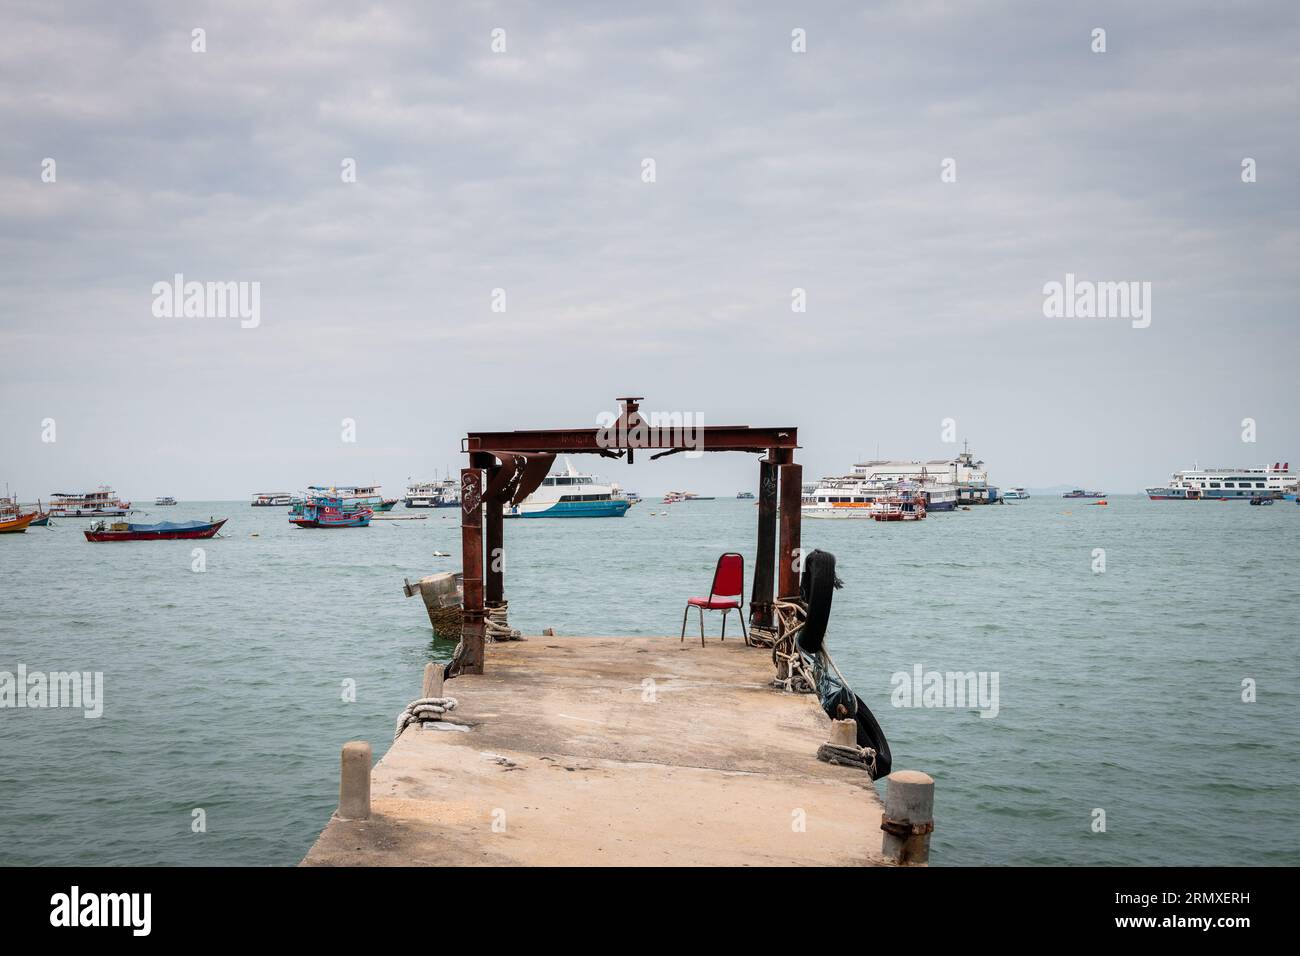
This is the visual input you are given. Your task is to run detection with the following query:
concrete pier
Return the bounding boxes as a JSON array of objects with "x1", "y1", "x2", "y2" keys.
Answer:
[{"x1": 304, "y1": 635, "x2": 887, "y2": 866}]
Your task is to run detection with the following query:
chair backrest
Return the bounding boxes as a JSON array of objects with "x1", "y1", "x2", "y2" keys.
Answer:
[{"x1": 710, "y1": 552, "x2": 745, "y2": 603}]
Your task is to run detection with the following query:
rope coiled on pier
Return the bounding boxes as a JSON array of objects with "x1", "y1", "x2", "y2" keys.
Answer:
[{"x1": 393, "y1": 696, "x2": 459, "y2": 739}]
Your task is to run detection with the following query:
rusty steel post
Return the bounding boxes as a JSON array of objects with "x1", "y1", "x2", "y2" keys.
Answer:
[
  {"x1": 777, "y1": 461, "x2": 803, "y2": 599},
  {"x1": 484, "y1": 467, "x2": 504, "y2": 608},
  {"x1": 459, "y1": 467, "x2": 486, "y2": 674},
  {"x1": 751, "y1": 455, "x2": 779, "y2": 628}
]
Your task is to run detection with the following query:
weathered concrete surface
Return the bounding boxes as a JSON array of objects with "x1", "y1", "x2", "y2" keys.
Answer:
[{"x1": 303, "y1": 636, "x2": 885, "y2": 866}]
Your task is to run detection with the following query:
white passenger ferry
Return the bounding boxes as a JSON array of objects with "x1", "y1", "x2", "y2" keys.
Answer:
[
  {"x1": 251, "y1": 492, "x2": 295, "y2": 507},
  {"x1": 404, "y1": 477, "x2": 459, "y2": 508},
  {"x1": 1146, "y1": 463, "x2": 1296, "y2": 501},
  {"x1": 49, "y1": 487, "x2": 132, "y2": 517}
]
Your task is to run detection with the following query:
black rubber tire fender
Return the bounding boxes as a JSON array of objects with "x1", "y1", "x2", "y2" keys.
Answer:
[{"x1": 797, "y1": 549, "x2": 838, "y2": 654}]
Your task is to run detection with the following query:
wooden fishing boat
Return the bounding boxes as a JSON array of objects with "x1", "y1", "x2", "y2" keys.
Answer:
[
  {"x1": 84, "y1": 518, "x2": 227, "y2": 541},
  {"x1": 290, "y1": 494, "x2": 372, "y2": 528},
  {"x1": 1, "y1": 494, "x2": 37, "y2": 533},
  {"x1": 0, "y1": 512, "x2": 36, "y2": 534}
]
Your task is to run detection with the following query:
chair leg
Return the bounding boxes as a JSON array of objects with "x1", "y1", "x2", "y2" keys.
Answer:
[
  {"x1": 681, "y1": 604, "x2": 690, "y2": 642},
  {"x1": 721, "y1": 610, "x2": 727, "y2": 641},
  {"x1": 739, "y1": 607, "x2": 749, "y2": 644},
  {"x1": 699, "y1": 607, "x2": 705, "y2": 647}
]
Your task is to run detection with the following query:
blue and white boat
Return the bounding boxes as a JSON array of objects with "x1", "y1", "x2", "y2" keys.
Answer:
[
  {"x1": 1146, "y1": 463, "x2": 1296, "y2": 501},
  {"x1": 506, "y1": 459, "x2": 631, "y2": 518}
]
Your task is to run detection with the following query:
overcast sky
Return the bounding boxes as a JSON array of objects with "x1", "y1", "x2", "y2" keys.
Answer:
[{"x1": 2, "y1": 0, "x2": 1297, "y2": 500}]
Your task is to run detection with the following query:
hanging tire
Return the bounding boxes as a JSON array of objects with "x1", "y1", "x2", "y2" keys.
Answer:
[{"x1": 797, "y1": 548, "x2": 839, "y2": 654}]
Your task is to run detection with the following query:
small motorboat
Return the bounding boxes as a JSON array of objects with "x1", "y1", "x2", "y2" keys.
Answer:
[
  {"x1": 1249, "y1": 495, "x2": 1275, "y2": 506},
  {"x1": 84, "y1": 518, "x2": 227, "y2": 541}
]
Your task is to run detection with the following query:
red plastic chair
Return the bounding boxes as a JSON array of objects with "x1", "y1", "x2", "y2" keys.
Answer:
[{"x1": 681, "y1": 552, "x2": 748, "y2": 646}]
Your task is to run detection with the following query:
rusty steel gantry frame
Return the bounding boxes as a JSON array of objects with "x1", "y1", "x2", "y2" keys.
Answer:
[{"x1": 455, "y1": 397, "x2": 801, "y2": 674}]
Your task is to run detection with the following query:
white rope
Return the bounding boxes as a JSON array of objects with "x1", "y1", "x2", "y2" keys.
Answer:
[
  {"x1": 486, "y1": 603, "x2": 523, "y2": 642},
  {"x1": 394, "y1": 696, "x2": 459, "y2": 739},
  {"x1": 768, "y1": 599, "x2": 815, "y2": 694}
]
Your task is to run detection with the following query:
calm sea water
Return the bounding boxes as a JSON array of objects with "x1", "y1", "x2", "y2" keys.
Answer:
[{"x1": 2, "y1": 496, "x2": 1297, "y2": 866}]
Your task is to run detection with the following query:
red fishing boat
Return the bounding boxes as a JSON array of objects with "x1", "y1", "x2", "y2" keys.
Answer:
[
  {"x1": 84, "y1": 518, "x2": 227, "y2": 542},
  {"x1": 290, "y1": 490, "x2": 373, "y2": 527}
]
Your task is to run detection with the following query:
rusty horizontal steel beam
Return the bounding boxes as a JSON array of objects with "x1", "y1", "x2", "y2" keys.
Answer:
[{"x1": 464, "y1": 426, "x2": 797, "y2": 455}]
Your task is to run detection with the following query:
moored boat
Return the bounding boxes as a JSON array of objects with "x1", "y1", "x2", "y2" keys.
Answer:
[
  {"x1": 0, "y1": 513, "x2": 36, "y2": 534},
  {"x1": 84, "y1": 518, "x2": 227, "y2": 541},
  {"x1": 1146, "y1": 463, "x2": 1296, "y2": 501},
  {"x1": 853, "y1": 443, "x2": 999, "y2": 505},
  {"x1": 1003, "y1": 487, "x2": 1030, "y2": 499},
  {"x1": 335, "y1": 485, "x2": 398, "y2": 512},
  {"x1": 251, "y1": 492, "x2": 295, "y2": 506},
  {"x1": 404, "y1": 477, "x2": 460, "y2": 508},
  {"x1": 1062, "y1": 489, "x2": 1106, "y2": 499},
  {"x1": 291, "y1": 492, "x2": 372, "y2": 528},
  {"x1": 870, "y1": 482, "x2": 927, "y2": 521},
  {"x1": 48, "y1": 487, "x2": 131, "y2": 517},
  {"x1": 1, "y1": 494, "x2": 37, "y2": 533}
]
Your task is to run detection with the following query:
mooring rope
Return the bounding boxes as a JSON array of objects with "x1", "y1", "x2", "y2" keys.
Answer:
[
  {"x1": 768, "y1": 598, "x2": 815, "y2": 694},
  {"x1": 486, "y1": 603, "x2": 523, "y2": 642},
  {"x1": 394, "y1": 696, "x2": 459, "y2": 739},
  {"x1": 816, "y1": 741, "x2": 879, "y2": 775}
]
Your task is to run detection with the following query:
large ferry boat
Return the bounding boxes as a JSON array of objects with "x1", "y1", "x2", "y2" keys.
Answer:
[
  {"x1": 802, "y1": 474, "x2": 957, "y2": 518},
  {"x1": 1146, "y1": 463, "x2": 1296, "y2": 501},
  {"x1": 852, "y1": 443, "x2": 998, "y2": 505},
  {"x1": 251, "y1": 492, "x2": 295, "y2": 507},
  {"x1": 506, "y1": 459, "x2": 631, "y2": 518},
  {"x1": 48, "y1": 487, "x2": 131, "y2": 517},
  {"x1": 341, "y1": 485, "x2": 398, "y2": 512},
  {"x1": 404, "y1": 477, "x2": 459, "y2": 508}
]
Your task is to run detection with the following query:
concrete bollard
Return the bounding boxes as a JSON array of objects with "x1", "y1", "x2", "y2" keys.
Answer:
[
  {"x1": 338, "y1": 741, "x2": 372, "y2": 821},
  {"x1": 830, "y1": 718, "x2": 856, "y2": 747},
  {"x1": 422, "y1": 662, "x2": 444, "y2": 698},
  {"x1": 880, "y1": 770, "x2": 934, "y2": 865}
]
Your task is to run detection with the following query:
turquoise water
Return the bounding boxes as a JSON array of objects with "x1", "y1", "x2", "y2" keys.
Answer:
[{"x1": 1, "y1": 497, "x2": 1296, "y2": 866}]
